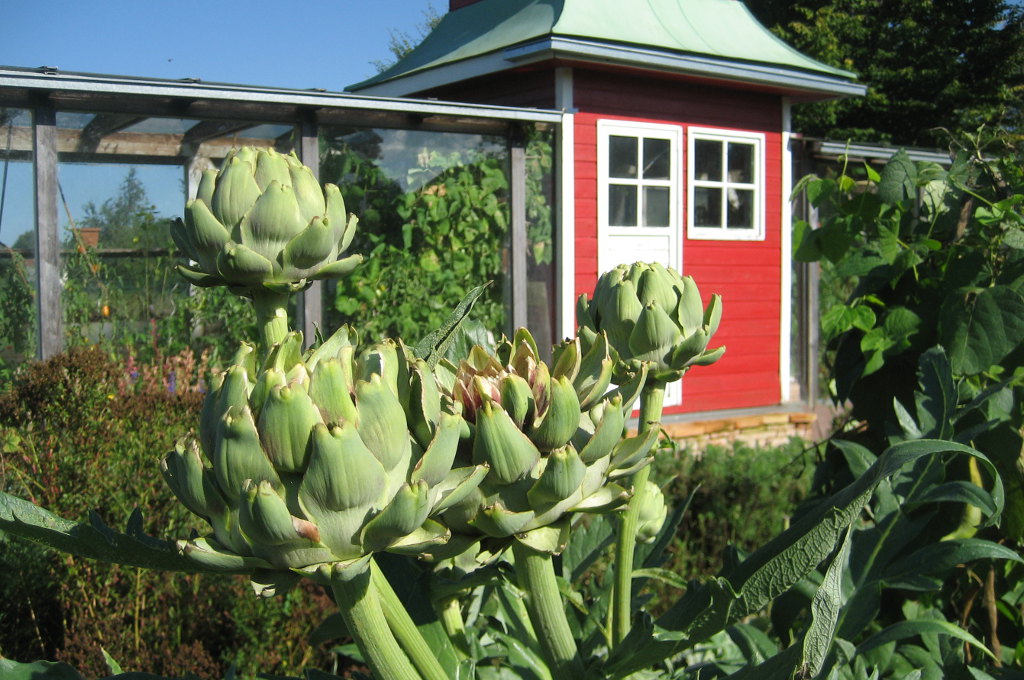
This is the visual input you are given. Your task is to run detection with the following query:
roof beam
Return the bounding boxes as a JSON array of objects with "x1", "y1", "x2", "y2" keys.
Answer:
[
  {"x1": 77, "y1": 113, "x2": 147, "y2": 152},
  {"x1": 181, "y1": 119, "x2": 254, "y2": 146}
]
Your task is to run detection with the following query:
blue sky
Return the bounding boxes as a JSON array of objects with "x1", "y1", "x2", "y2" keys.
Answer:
[
  {"x1": 1, "y1": 0, "x2": 439, "y2": 90},
  {"x1": 0, "y1": 1, "x2": 440, "y2": 246}
]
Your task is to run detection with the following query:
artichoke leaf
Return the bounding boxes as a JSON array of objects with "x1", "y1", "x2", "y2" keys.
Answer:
[
  {"x1": 300, "y1": 423, "x2": 386, "y2": 513},
  {"x1": 432, "y1": 465, "x2": 490, "y2": 514},
  {"x1": 362, "y1": 481, "x2": 432, "y2": 551},
  {"x1": 473, "y1": 401, "x2": 541, "y2": 484}
]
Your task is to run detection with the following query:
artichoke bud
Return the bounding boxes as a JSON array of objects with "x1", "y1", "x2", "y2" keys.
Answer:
[
  {"x1": 182, "y1": 199, "x2": 230, "y2": 272},
  {"x1": 527, "y1": 375, "x2": 581, "y2": 451},
  {"x1": 217, "y1": 242, "x2": 273, "y2": 284},
  {"x1": 499, "y1": 373, "x2": 534, "y2": 428},
  {"x1": 527, "y1": 446, "x2": 586, "y2": 507},
  {"x1": 551, "y1": 337, "x2": 582, "y2": 383},
  {"x1": 406, "y1": 358, "x2": 442, "y2": 448},
  {"x1": 412, "y1": 411, "x2": 463, "y2": 487},
  {"x1": 362, "y1": 481, "x2": 432, "y2": 551},
  {"x1": 284, "y1": 217, "x2": 335, "y2": 271},
  {"x1": 473, "y1": 503, "x2": 534, "y2": 537},
  {"x1": 257, "y1": 382, "x2": 322, "y2": 473},
  {"x1": 211, "y1": 157, "x2": 261, "y2": 229},
  {"x1": 290, "y1": 163, "x2": 326, "y2": 223},
  {"x1": 162, "y1": 438, "x2": 223, "y2": 519},
  {"x1": 308, "y1": 358, "x2": 357, "y2": 426},
  {"x1": 267, "y1": 331, "x2": 304, "y2": 375},
  {"x1": 213, "y1": 405, "x2": 282, "y2": 497},
  {"x1": 608, "y1": 427, "x2": 661, "y2": 478},
  {"x1": 629, "y1": 302, "x2": 683, "y2": 364},
  {"x1": 240, "y1": 479, "x2": 321, "y2": 547},
  {"x1": 249, "y1": 367, "x2": 287, "y2": 420},
  {"x1": 300, "y1": 423, "x2": 386, "y2": 512},
  {"x1": 359, "y1": 341, "x2": 400, "y2": 396},
  {"x1": 577, "y1": 396, "x2": 627, "y2": 464},
  {"x1": 253, "y1": 149, "x2": 292, "y2": 192},
  {"x1": 636, "y1": 481, "x2": 668, "y2": 544},
  {"x1": 355, "y1": 374, "x2": 412, "y2": 472},
  {"x1": 246, "y1": 182, "x2": 306, "y2": 256},
  {"x1": 196, "y1": 168, "x2": 218, "y2": 206},
  {"x1": 637, "y1": 263, "x2": 678, "y2": 310},
  {"x1": 574, "y1": 332, "x2": 614, "y2": 410},
  {"x1": 473, "y1": 401, "x2": 541, "y2": 484}
]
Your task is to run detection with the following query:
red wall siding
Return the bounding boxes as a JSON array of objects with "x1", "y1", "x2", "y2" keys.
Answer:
[{"x1": 572, "y1": 70, "x2": 784, "y2": 414}]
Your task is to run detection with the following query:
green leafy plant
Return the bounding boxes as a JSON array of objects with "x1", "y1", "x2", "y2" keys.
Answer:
[{"x1": 0, "y1": 146, "x2": 1015, "y2": 680}]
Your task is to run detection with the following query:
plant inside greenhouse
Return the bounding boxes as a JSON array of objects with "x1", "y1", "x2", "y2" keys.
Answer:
[{"x1": 1, "y1": 145, "x2": 1022, "y2": 680}]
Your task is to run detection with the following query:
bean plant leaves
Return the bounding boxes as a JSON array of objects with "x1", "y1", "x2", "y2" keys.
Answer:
[
  {"x1": 602, "y1": 439, "x2": 1002, "y2": 678},
  {"x1": 0, "y1": 491, "x2": 208, "y2": 573},
  {"x1": 939, "y1": 285, "x2": 1024, "y2": 375},
  {"x1": 878, "y1": 150, "x2": 918, "y2": 204}
]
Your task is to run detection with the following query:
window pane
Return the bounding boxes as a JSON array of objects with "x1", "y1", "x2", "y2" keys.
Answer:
[
  {"x1": 728, "y1": 142, "x2": 755, "y2": 183},
  {"x1": 0, "y1": 107, "x2": 37, "y2": 368},
  {"x1": 643, "y1": 138, "x2": 670, "y2": 180},
  {"x1": 609, "y1": 184, "x2": 638, "y2": 226},
  {"x1": 643, "y1": 186, "x2": 670, "y2": 227},
  {"x1": 727, "y1": 189, "x2": 755, "y2": 229},
  {"x1": 694, "y1": 139, "x2": 722, "y2": 181},
  {"x1": 694, "y1": 187, "x2": 722, "y2": 228},
  {"x1": 609, "y1": 135, "x2": 638, "y2": 179}
]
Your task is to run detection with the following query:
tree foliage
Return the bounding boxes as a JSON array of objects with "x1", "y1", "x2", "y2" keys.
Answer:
[{"x1": 744, "y1": 0, "x2": 1024, "y2": 146}]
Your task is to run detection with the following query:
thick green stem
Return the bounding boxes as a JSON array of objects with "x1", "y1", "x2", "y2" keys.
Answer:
[
  {"x1": 329, "y1": 567, "x2": 422, "y2": 680},
  {"x1": 612, "y1": 379, "x2": 666, "y2": 645},
  {"x1": 511, "y1": 541, "x2": 586, "y2": 680},
  {"x1": 252, "y1": 290, "x2": 291, "y2": 356},
  {"x1": 370, "y1": 560, "x2": 450, "y2": 680},
  {"x1": 438, "y1": 595, "x2": 471, "y2": 660}
]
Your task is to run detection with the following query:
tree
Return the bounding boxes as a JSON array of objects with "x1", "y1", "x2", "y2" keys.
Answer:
[
  {"x1": 371, "y1": 3, "x2": 442, "y2": 73},
  {"x1": 744, "y1": 0, "x2": 1024, "y2": 147}
]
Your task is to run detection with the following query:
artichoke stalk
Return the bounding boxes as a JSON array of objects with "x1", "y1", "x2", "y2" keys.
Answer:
[
  {"x1": 577, "y1": 262, "x2": 725, "y2": 645},
  {"x1": 171, "y1": 147, "x2": 362, "y2": 354}
]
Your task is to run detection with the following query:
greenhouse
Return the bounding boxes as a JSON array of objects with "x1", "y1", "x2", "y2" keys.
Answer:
[{"x1": 0, "y1": 65, "x2": 561, "y2": 368}]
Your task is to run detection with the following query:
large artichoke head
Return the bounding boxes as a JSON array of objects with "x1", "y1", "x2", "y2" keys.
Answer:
[
  {"x1": 439, "y1": 328, "x2": 659, "y2": 555},
  {"x1": 161, "y1": 327, "x2": 486, "y2": 586},
  {"x1": 172, "y1": 146, "x2": 362, "y2": 296},
  {"x1": 577, "y1": 262, "x2": 725, "y2": 383}
]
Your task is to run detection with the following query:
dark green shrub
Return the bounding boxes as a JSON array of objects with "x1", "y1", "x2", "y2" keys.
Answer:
[{"x1": 0, "y1": 347, "x2": 338, "y2": 677}]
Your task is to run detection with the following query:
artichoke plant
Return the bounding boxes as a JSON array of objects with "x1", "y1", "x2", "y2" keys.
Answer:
[
  {"x1": 161, "y1": 326, "x2": 487, "y2": 587},
  {"x1": 577, "y1": 261, "x2": 724, "y2": 383},
  {"x1": 172, "y1": 147, "x2": 363, "y2": 355},
  {"x1": 437, "y1": 328, "x2": 658, "y2": 555}
]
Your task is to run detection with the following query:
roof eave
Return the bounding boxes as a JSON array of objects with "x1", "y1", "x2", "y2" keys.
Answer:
[
  {"x1": 0, "y1": 66, "x2": 564, "y2": 126},
  {"x1": 351, "y1": 36, "x2": 865, "y2": 101}
]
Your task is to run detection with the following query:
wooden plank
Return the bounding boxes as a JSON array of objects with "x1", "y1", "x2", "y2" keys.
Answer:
[
  {"x1": 296, "y1": 119, "x2": 322, "y2": 342},
  {"x1": 510, "y1": 130, "x2": 528, "y2": 333},
  {"x1": 33, "y1": 105, "x2": 61, "y2": 360}
]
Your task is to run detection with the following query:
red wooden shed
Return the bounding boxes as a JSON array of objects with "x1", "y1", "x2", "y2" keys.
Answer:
[{"x1": 350, "y1": 0, "x2": 864, "y2": 419}]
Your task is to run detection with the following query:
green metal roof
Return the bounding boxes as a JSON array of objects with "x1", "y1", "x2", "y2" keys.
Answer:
[{"x1": 349, "y1": 0, "x2": 859, "y2": 96}]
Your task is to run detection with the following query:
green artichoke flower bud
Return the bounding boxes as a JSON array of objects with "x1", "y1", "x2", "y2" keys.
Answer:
[
  {"x1": 635, "y1": 480, "x2": 668, "y2": 544},
  {"x1": 172, "y1": 146, "x2": 362, "y2": 296},
  {"x1": 441, "y1": 328, "x2": 659, "y2": 553},
  {"x1": 577, "y1": 262, "x2": 725, "y2": 383},
  {"x1": 161, "y1": 327, "x2": 486, "y2": 585}
]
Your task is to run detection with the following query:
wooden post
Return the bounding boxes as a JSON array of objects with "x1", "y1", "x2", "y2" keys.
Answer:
[
  {"x1": 297, "y1": 118, "x2": 322, "y2": 343},
  {"x1": 33, "y1": 104, "x2": 61, "y2": 360},
  {"x1": 509, "y1": 126, "x2": 528, "y2": 334}
]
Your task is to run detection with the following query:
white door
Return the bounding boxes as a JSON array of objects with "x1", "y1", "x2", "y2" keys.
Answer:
[{"x1": 597, "y1": 120, "x2": 683, "y2": 407}]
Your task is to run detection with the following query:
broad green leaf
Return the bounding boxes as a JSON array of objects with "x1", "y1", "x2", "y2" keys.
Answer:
[
  {"x1": 800, "y1": 529, "x2": 852, "y2": 676},
  {"x1": 857, "y1": 619, "x2": 995, "y2": 661},
  {"x1": 908, "y1": 481, "x2": 998, "y2": 516},
  {"x1": 603, "y1": 439, "x2": 1002, "y2": 678},
  {"x1": 882, "y1": 539, "x2": 1021, "y2": 590},
  {"x1": 412, "y1": 281, "x2": 493, "y2": 369},
  {"x1": 0, "y1": 659, "x2": 86, "y2": 680},
  {"x1": 877, "y1": 150, "x2": 918, "y2": 204},
  {"x1": 939, "y1": 285, "x2": 1024, "y2": 375},
  {"x1": 0, "y1": 491, "x2": 210, "y2": 572}
]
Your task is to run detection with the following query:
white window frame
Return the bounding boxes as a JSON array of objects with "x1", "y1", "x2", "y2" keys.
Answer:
[
  {"x1": 596, "y1": 119, "x2": 682, "y2": 275},
  {"x1": 687, "y1": 127, "x2": 766, "y2": 241}
]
